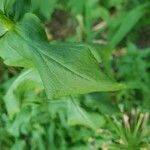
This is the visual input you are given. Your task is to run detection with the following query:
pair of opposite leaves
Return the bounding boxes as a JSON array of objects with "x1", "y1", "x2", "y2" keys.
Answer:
[{"x1": 0, "y1": 13, "x2": 125, "y2": 99}]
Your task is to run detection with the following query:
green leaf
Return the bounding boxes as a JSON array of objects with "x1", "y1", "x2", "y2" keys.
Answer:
[
  {"x1": 67, "y1": 98, "x2": 95, "y2": 128},
  {"x1": 7, "y1": 107, "x2": 31, "y2": 137},
  {"x1": 0, "y1": 0, "x2": 5, "y2": 13},
  {"x1": 31, "y1": 0, "x2": 57, "y2": 19},
  {"x1": 4, "y1": 0, "x2": 16, "y2": 15},
  {"x1": 0, "y1": 13, "x2": 125, "y2": 99},
  {"x1": 11, "y1": 140, "x2": 26, "y2": 150},
  {"x1": 0, "y1": 13, "x2": 34, "y2": 67},
  {"x1": 12, "y1": 0, "x2": 31, "y2": 21},
  {"x1": 109, "y1": 3, "x2": 150, "y2": 49},
  {"x1": 68, "y1": 0, "x2": 85, "y2": 15},
  {"x1": 0, "y1": 0, "x2": 16, "y2": 14},
  {"x1": 0, "y1": 12, "x2": 14, "y2": 37},
  {"x1": 4, "y1": 69, "x2": 42, "y2": 118},
  {"x1": 47, "y1": 97, "x2": 95, "y2": 128}
]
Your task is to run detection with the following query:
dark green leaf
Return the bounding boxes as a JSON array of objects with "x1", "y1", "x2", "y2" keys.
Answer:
[{"x1": 109, "y1": 3, "x2": 150, "y2": 49}]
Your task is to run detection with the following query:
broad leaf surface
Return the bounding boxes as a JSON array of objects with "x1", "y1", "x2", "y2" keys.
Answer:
[{"x1": 0, "y1": 13, "x2": 125, "y2": 99}]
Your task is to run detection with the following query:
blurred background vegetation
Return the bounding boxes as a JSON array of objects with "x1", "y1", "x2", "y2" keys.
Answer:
[{"x1": 0, "y1": 0, "x2": 150, "y2": 149}]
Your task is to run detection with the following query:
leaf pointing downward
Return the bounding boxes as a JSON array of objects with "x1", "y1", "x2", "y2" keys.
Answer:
[{"x1": 0, "y1": 13, "x2": 125, "y2": 99}]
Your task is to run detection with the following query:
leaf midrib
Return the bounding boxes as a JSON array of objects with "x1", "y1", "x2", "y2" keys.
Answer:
[{"x1": 16, "y1": 28, "x2": 97, "y2": 82}]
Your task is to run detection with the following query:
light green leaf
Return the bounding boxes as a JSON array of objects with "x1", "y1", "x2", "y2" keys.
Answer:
[
  {"x1": 0, "y1": 12, "x2": 14, "y2": 37},
  {"x1": 11, "y1": 140, "x2": 26, "y2": 150},
  {"x1": 0, "y1": 13, "x2": 125, "y2": 99},
  {"x1": 0, "y1": 0, "x2": 5, "y2": 13},
  {"x1": 67, "y1": 98, "x2": 95, "y2": 128},
  {"x1": 48, "y1": 97, "x2": 96, "y2": 129},
  {"x1": 4, "y1": 69, "x2": 43, "y2": 118},
  {"x1": 7, "y1": 107, "x2": 31, "y2": 137},
  {"x1": 88, "y1": 112, "x2": 106, "y2": 128}
]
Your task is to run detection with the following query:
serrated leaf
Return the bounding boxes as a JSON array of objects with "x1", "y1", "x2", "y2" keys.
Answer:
[{"x1": 0, "y1": 13, "x2": 125, "y2": 99}]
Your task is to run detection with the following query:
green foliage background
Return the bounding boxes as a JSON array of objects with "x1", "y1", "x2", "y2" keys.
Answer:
[{"x1": 0, "y1": 0, "x2": 150, "y2": 149}]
